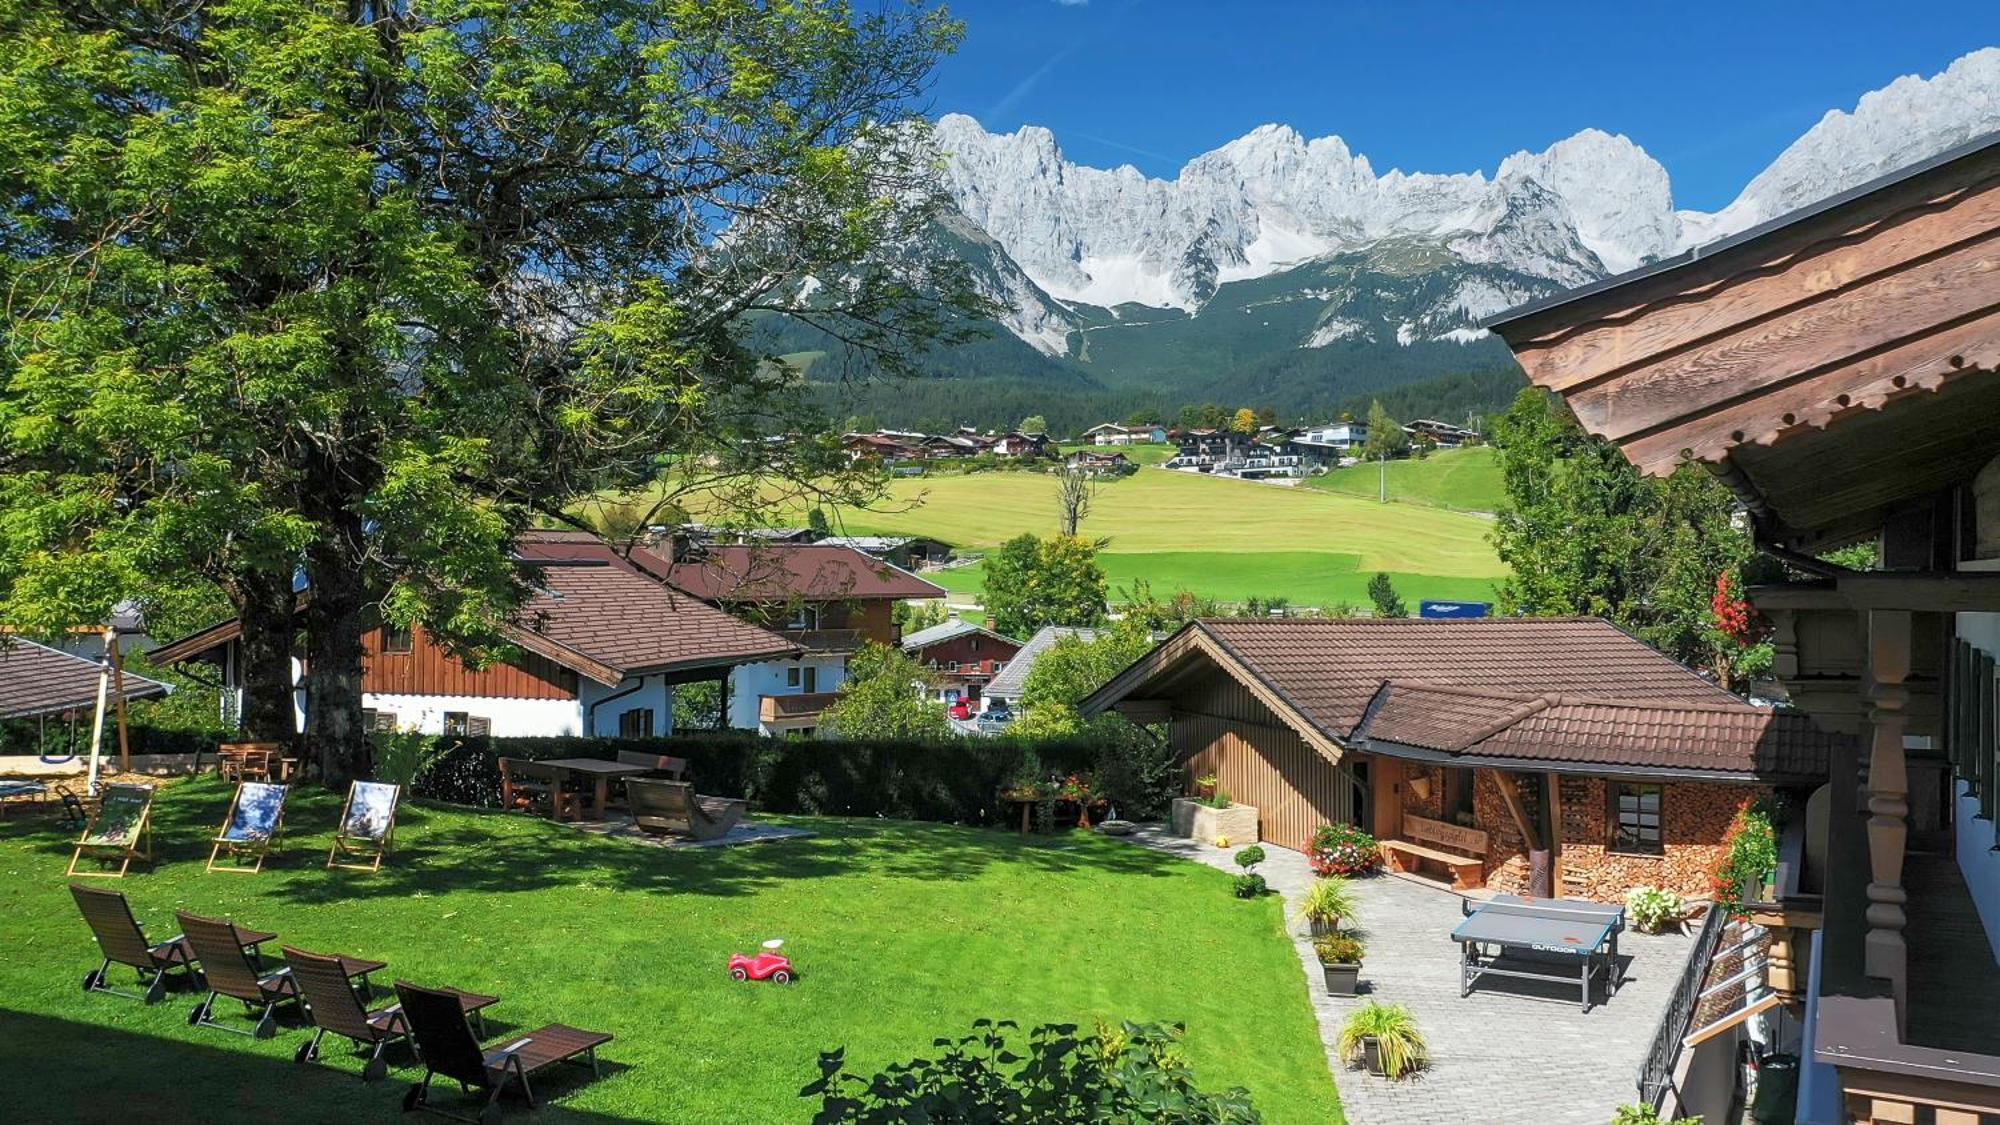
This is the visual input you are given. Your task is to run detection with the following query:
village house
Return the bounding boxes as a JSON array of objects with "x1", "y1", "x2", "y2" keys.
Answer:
[
  {"x1": 813, "y1": 535, "x2": 955, "y2": 570},
  {"x1": 1489, "y1": 129, "x2": 2000, "y2": 1125},
  {"x1": 148, "y1": 531, "x2": 798, "y2": 739},
  {"x1": 1081, "y1": 617, "x2": 1838, "y2": 902},
  {"x1": 841, "y1": 432, "x2": 921, "y2": 462},
  {"x1": 901, "y1": 617, "x2": 1024, "y2": 714},
  {"x1": 1401, "y1": 418, "x2": 1479, "y2": 448},
  {"x1": 641, "y1": 540, "x2": 946, "y2": 736},
  {"x1": 1083, "y1": 422, "x2": 1166, "y2": 445},
  {"x1": 1286, "y1": 421, "x2": 1370, "y2": 468},
  {"x1": 1064, "y1": 449, "x2": 1133, "y2": 476},
  {"x1": 981, "y1": 625, "x2": 1100, "y2": 713}
]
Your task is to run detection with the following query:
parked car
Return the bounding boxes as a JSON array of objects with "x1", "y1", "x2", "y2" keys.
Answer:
[
  {"x1": 949, "y1": 699, "x2": 973, "y2": 720},
  {"x1": 975, "y1": 708, "x2": 1014, "y2": 732}
]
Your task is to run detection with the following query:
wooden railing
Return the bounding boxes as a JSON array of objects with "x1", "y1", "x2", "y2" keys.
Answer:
[{"x1": 758, "y1": 692, "x2": 838, "y2": 724}]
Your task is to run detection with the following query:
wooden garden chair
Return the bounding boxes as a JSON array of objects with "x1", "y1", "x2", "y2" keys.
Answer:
[
  {"x1": 178, "y1": 910, "x2": 303, "y2": 1038},
  {"x1": 497, "y1": 758, "x2": 576, "y2": 820},
  {"x1": 623, "y1": 778, "x2": 745, "y2": 842},
  {"x1": 67, "y1": 782, "x2": 156, "y2": 878},
  {"x1": 613, "y1": 750, "x2": 688, "y2": 780},
  {"x1": 396, "y1": 979, "x2": 613, "y2": 1122},
  {"x1": 70, "y1": 884, "x2": 198, "y2": 1003},
  {"x1": 286, "y1": 946, "x2": 498, "y2": 1081},
  {"x1": 207, "y1": 780, "x2": 289, "y2": 873},
  {"x1": 328, "y1": 780, "x2": 401, "y2": 872},
  {"x1": 217, "y1": 741, "x2": 281, "y2": 782}
]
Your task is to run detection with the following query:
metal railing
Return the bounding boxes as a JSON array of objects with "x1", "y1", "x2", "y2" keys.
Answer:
[{"x1": 1636, "y1": 901, "x2": 1730, "y2": 1109}]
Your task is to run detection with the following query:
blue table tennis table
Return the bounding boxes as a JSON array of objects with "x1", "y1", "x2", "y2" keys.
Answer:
[{"x1": 1452, "y1": 894, "x2": 1626, "y2": 1012}]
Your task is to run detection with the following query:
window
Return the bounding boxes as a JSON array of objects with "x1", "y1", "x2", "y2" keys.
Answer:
[
  {"x1": 947, "y1": 660, "x2": 959, "y2": 672},
  {"x1": 442, "y1": 711, "x2": 468, "y2": 736},
  {"x1": 786, "y1": 604, "x2": 819, "y2": 630},
  {"x1": 785, "y1": 667, "x2": 801, "y2": 688},
  {"x1": 619, "y1": 708, "x2": 654, "y2": 738},
  {"x1": 381, "y1": 624, "x2": 412, "y2": 654},
  {"x1": 801, "y1": 665, "x2": 818, "y2": 693},
  {"x1": 1610, "y1": 783, "x2": 1664, "y2": 856}
]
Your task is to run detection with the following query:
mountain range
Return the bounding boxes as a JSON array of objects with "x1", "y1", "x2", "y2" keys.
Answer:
[{"x1": 772, "y1": 47, "x2": 2000, "y2": 431}]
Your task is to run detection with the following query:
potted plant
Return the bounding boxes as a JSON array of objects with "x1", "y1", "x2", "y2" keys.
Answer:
[
  {"x1": 1232, "y1": 845, "x2": 1268, "y2": 898},
  {"x1": 1624, "y1": 885, "x2": 1686, "y2": 935},
  {"x1": 1314, "y1": 932, "x2": 1364, "y2": 996},
  {"x1": 1306, "y1": 822, "x2": 1382, "y2": 877},
  {"x1": 1172, "y1": 784, "x2": 1258, "y2": 844},
  {"x1": 1301, "y1": 876, "x2": 1358, "y2": 936},
  {"x1": 1338, "y1": 1002, "x2": 1427, "y2": 1080}
]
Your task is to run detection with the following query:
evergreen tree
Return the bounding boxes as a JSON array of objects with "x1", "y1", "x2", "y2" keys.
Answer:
[
  {"x1": 1364, "y1": 400, "x2": 1410, "y2": 461},
  {"x1": 1367, "y1": 573, "x2": 1407, "y2": 618}
]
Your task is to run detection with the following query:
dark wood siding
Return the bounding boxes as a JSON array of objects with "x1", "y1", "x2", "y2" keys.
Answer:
[
  {"x1": 361, "y1": 625, "x2": 577, "y2": 700},
  {"x1": 1171, "y1": 668, "x2": 1355, "y2": 849}
]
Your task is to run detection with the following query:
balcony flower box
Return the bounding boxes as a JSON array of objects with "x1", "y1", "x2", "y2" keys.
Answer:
[{"x1": 1171, "y1": 798, "x2": 1258, "y2": 844}]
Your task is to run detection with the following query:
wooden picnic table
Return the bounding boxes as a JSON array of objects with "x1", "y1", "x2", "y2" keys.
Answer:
[{"x1": 538, "y1": 758, "x2": 650, "y2": 822}]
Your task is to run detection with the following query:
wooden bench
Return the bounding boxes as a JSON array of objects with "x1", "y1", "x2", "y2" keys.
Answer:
[{"x1": 1379, "y1": 814, "x2": 1489, "y2": 890}]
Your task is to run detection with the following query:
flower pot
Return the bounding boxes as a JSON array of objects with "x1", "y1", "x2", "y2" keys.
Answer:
[
  {"x1": 1307, "y1": 916, "x2": 1341, "y2": 938},
  {"x1": 1170, "y1": 798, "x2": 1259, "y2": 844},
  {"x1": 1363, "y1": 1035, "x2": 1385, "y2": 1077},
  {"x1": 1321, "y1": 961, "x2": 1361, "y2": 997}
]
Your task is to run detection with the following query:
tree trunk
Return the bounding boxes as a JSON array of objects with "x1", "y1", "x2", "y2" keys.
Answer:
[
  {"x1": 229, "y1": 569, "x2": 299, "y2": 746},
  {"x1": 302, "y1": 515, "x2": 373, "y2": 789}
]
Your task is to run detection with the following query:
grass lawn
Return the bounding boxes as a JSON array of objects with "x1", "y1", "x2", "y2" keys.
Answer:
[
  {"x1": 930, "y1": 552, "x2": 1499, "y2": 612},
  {"x1": 2, "y1": 777, "x2": 1341, "y2": 1124},
  {"x1": 1304, "y1": 447, "x2": 1506, "y2": 513}
]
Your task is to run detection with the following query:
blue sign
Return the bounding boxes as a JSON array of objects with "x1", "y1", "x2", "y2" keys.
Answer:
[{"x1": 1419, "y1": 600, "x2": 1491, "y2": 619}]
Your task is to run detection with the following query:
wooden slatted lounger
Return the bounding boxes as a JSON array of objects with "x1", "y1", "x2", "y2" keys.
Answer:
[
  {"x1": 70, "y1": 884, "x2": 197, "y2": 1003},
  {"x1": 396, "y1": 980, "x2": 613, "y2": 1122},
  {"x1": 623, "y1": 778, "x2": 745, "y2": 842},
  {"x1": 287, "y1": 946, "x2": 498, "y2": 1081}
]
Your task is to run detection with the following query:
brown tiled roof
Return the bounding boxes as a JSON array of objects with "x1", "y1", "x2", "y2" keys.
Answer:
[
  {"x1": 648, "y1": 544, "x2": 945, "y2": 603},
  {"x1": 1359, "y1": 682, "x2": 1841, "y2": 780},
  {"x1": 1198, "y1": 617, "x2": 1740, "y2": 740},
  {"x1": 517, "y1": 561, "x2": 796, "y2": 681},
  {"x1": 0, "y1": 638, "x2": 171, "y2": 719}
]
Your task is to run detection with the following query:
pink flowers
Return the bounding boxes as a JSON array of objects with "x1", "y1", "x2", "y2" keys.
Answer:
[{"x1": 1307, "y1": 822, "x2": 1381, "y2": 877}]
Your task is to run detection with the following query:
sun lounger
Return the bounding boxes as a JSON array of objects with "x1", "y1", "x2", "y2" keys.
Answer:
[
  {"x1": 67, "y1": 782, "x2": 156, "y2": 878},
  {"x1": 328, "y1": 780, "x2": 401, "y2": 872},
  {"x1": 207, "y1": 780, "x2": 289, "y2": 873},
  {"x1": 70, "y1": 884, "x2": 197, "y2": 1003},
  {"x1": 623, "y1": 778, "x2": 745, "y2": 842},
  {"x1": 178, "y1": 910, "x2": 302, "y2": 1038},
  {"x1": 286, "y1": 947, "x2": 497, "y2": 1081},
  {"x1": 396, "y1": 980, "x2": 613, "y2": 1121}
]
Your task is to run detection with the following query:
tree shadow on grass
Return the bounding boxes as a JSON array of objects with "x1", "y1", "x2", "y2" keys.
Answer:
[
  {"x1": 0, "y1": 1007, "x2": 645, "y2": 1124},
  {"x1": 6, "y1": 775, "x2": 1208, "y2": 907}
]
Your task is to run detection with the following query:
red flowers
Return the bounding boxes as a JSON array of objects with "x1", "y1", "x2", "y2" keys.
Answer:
[{"x1": 1712, "y1": 570, "x2": 1752, "y2": 643}]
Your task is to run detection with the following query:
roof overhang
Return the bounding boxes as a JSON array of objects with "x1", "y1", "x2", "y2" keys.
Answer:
[
  {"x1": 1486, "y1": 132, "x2": 2000, "y2": 549},
  {"x1": 1355, "y1": 736, "x2": 1809, "y2": 786},
  {"x1": 1079, "y1": 622, "x2": 1347, "y2": 763}
]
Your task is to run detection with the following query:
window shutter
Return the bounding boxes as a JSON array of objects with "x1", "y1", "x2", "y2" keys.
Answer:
[
  {"x1": 1981, "y1": 651, "x2": 1995, "y2": 823},
  {"x1": 467, "y1": 716, "x2": 492, "y2": 738}
]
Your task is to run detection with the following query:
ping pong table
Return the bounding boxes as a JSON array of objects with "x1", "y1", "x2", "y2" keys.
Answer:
[{"x1": 1451, "y1": 894, "x2": 1626, "y2": 1012}]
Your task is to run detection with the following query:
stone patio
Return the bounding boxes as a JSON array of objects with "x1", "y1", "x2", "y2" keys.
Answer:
[{"x1": 1127, "y1": 827, "x2": 1697, "y2": 1125}]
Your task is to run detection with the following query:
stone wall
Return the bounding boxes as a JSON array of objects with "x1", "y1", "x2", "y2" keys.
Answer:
[{"x1": 1472, "y1": 771, "x2": 1763, "y2": 902}]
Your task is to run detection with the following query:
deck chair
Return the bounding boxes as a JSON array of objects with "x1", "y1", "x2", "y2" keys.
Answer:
[
  {"x1": 67, "y1": 782, "x2": 157, "y2": 878},
  {"x1": 497, "y1": 758, "x2": 577, "y2": 819},
  {"x1": 207, "y1": 780, "x2": 288, "y2": 873},
  {"x1": 396, "y1": 980, "x2": 612, "y2": 1123},
  {"x1": 70, "y1": 884, "x2": 197, "y2": 1003},
  {"x1": 287, "y1": 947, "x2": 497, "y2": 1081},
  {"x1": 328, "y1": 780, "x2": 401, "y2": 872},
  {"x1": 179, "y1": 911, "x2": 300, "y2": 1038},
  {"x1": 624, "y1": 778, "x2": 745, "y2": 842}
]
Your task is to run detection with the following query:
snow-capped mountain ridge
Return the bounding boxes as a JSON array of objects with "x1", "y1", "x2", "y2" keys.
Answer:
[{"x1": 930, "y1": 48, "x2": 2000, "y2": 354}]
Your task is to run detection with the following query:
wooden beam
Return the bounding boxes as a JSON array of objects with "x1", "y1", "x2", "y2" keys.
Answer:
[
  {"x1": 1491, "y1": 770, "x2": 1541, "y2": 852},
  {"x1": 1545, "y1": 771, "x2": 1564, "y2": 888},
  {"x1": 1683, "y1": 993, "x2": 1784, "y2": 1049}
]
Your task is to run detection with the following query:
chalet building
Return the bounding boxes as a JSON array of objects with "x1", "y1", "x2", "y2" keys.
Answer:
[
  {"x1": 841, "y1": 432, "x2": 920, "y2": 462},
  {"x1": 1084, "y1": 422, "x2": 1166, "y2": 446},
  {"x1": 1064, "y1": 449, "x2": 1133, "y2": 475},
  {"x1": 1489, "y1": 130, "x2": 2000, "y2": 1124},
  {"x1": 814, "y1": 535, "x2": 955, "y2": 570},
  {"x1": 1167, "y1": 427, "x2": 1235, "y2": 469},
  {"x1": 1081, "y1": 617, "x2": 1837, "y2": 902},
  {"x1": 901, "y1": 618, "x2": 1024, "y2": 714},
  {"x1": 1401, "y1": 418, "x2": 1478, "y2": 448},
  {"x1": 149, "y1": 532, "x2": 797, "y2": 739},
  {"x1": 644, "y1": 541, "x2": 945, "y2": 736},
  {"x1": 990, "y1": 431, "x2": 1052, "y2": 459}
]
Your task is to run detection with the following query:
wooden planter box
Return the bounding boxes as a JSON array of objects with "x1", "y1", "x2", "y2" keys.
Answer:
[
  {"x1": 1321, "y1": 961, "x2": 1361, "y2": 996},
  {"x1": 1171, "y1": 798, "x2": 1259, "y2": 843}
]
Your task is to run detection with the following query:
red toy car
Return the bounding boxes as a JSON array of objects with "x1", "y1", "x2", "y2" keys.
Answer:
[{"x1": 729, "y1": 939, "x2": 796, "y2": 984}]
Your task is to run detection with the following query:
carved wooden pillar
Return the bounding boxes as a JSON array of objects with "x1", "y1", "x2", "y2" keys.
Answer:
[{"x1": 1863, "y1": 608, "x2": 1912, "y2": 1025}]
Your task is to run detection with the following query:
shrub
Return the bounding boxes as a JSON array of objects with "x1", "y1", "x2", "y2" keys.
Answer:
[
  {"x1": 1233, "y1": 845, "x2": 1266, "y2": 871},
  {"x1": 1301, "y1": 877, "x2": 1358, "y2": 931},
  {"x1": 1232, "y1": 873, "x2": 1268, "y2": 899},
  {"x1": 1337, "y1": 1002, "x2": 1427, "y2": 1080},
  {"x1": 1307, "y1": 822, "x2": 1381, "y2": 877},
  {"x1": 369, "y1": 730, "x2": 451, "y2": 792},
  {"x1": 1611, "y1": 1104, "x2": 1701, "y2": 1125},
  {"x1": 1713, "y1": 796, "x2": 1779, "y2": 913},
  {"x1": 1093, "y1": 723, "x2": 1180, "y2": 819},
  {"x1": 1314, "y1": 932, "x2": 1364, "y2": 965},
  {"x1": 802, "y1": 1017, "x2": 1263, "y2": 1124},
  {"x1": 1625, "y1": 886, "x2": 1686, "y2": 934}
]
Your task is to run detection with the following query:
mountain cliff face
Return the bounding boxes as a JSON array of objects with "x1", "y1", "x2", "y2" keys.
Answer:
[{"x1": 927, "y1": 47, "x2": 2000, "y2": 362}]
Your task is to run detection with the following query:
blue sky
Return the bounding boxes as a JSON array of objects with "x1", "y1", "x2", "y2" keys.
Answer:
[{"x1": 927, "y1": 1, "x2": 1999, "y2": 211}]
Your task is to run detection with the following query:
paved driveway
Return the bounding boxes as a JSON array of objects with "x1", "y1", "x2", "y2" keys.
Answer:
[{"x1": 1128, "y1": 828, "x2": 1696, "y2": 1125}]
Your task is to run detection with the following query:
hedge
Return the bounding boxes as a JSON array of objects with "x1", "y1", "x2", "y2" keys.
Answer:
[{"x1": 405, "y1": 731, "x2": 1141, "y2": 827}]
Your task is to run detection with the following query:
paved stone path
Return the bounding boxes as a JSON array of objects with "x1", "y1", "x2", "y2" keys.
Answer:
[{"x1": 1127, "y1": 827, "x2": 1696, "y2": 1125}]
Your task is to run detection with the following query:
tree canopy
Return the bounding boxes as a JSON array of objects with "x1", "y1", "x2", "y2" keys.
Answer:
[
  {"x1": 1364, "y1": 400, "x2": 1410, "y2": 461},
  {"x1": 1366, "y1": 573, "x2": 1406, "y2": 618},
  {"x1": 822, "y1": 642, "x2": 951, "y2": 740},
  {"x1": 1490, "y1": 388, "x2": 1769, "y2": 690},
  {"x1": 0, "y1": 0, "x2": 977, "y2": 779},
  {"x1": 980, "y1": 534, "x2": 1109, "y2": 640},
  {"x1": 1011, "y1": 621, "x2": 1156, "y2": 738}
]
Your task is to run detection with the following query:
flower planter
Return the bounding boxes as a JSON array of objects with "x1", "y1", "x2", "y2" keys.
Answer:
[
  {"x1": 1363, "y1": 1036, "x2": 1386, "y2": 1077},
  {"x1": 1307, "y1": 916, "x2": 1341, "y2": 938},
  {"x1": 1321, "y1": 961, "x2": 1362, "y2": 997},
  {"x1": 1171, "y1": 798, "x2": 1259, "y2": 844}
]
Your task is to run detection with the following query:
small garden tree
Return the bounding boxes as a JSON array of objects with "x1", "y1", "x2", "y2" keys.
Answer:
[
  {"x1": 982, "y1": 534, "x2": 1109, "y2": 639},
  {"x1": 822, "y1": 644, "x2": 951, "y2": 740},
  {"x1": 1367, "y1": 573, "x2": 1407, "y2": 618}
]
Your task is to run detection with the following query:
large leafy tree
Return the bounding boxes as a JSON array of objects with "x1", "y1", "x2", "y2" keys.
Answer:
[
  {"x1": 1490, "y1": 388, "x2": 1768, "y2": 690},
  {"x1": 1363, "y1": 399, "x2": 1409, "y2": 462},
  {"x1": 981, "y1": 534, "x2": 1108, "y2": 640},
  {"x1": 822, "y1": 642, "x2": 950, "y2": 740},
  {"x1": 1, "y1": 0, "x2": 977, "y2": 781},
  {"x1": 1012, "y1": 621, "x2": 1154, "y2": 738}
]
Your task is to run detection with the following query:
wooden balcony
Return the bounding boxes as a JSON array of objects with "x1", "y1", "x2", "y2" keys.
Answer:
[{"x1": 758, "y1": 692, "x2": 838, "y2": 725}]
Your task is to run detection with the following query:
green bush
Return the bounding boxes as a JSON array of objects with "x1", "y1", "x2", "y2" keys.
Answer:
[
  {"x1": 1232, "y1": 874, "x2": 1268, "y2": 899},
  {"x1": 1337, "y1": 1002, "x2": 1427, "y2": 1080},
  {"x1": 1313, "y1": 932, "x2": 1364, "y2": 965},
  {"x1": 1233, "y1": 845, "x2": 1266, "y2": 870},
  {"x1": 803, "y1": 1018, "x2": 1262, "y2": 1123},
  {"x1": 1611, "y1": 1104, "x2": 1701, "y2": 1125},
  {"x1": 1624, "y1": 886, "x2": 1687, "y2": 934}
]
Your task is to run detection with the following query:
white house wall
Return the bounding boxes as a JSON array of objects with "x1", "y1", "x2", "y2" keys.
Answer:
[
  {"x1": 578, "y1": 675, "x2": 675, "y2": 737},
  {"x1": 727, "y1": 655, "x2": 849, "y2": 731},
  {"x1": 364, "y1": 693, "x2": 584, "y2": 737}
]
